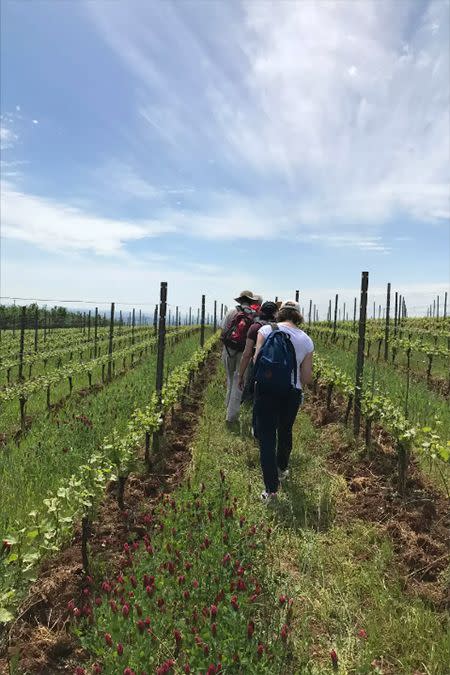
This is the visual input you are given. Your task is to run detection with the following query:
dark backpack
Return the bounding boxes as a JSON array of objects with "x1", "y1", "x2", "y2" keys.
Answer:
[
  {"x1": 221, "y1": 309, "x2": 255, "y2": 352},
  {"x1": 254, "y1": 324, "x2": 297, "y2": 395}
]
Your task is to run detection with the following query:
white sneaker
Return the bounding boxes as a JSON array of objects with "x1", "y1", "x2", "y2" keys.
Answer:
[
  {"x1": 278, "y1": 468, "x2": 289, "y2": 481},
  {"x1": 260, "y1": 491, "x2": 277, "y2": 502}
]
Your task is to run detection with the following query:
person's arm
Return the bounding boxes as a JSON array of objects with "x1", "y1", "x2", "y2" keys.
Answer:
[
  {"x1": 253, "y1": 331, "x2": 266, "y2": 362},
  {"x1": 238, "y1": 338, "x2": 255, "y2": 390},
  {"x1": 300, "y1": 352, "x2": 313, "y2": 386}
]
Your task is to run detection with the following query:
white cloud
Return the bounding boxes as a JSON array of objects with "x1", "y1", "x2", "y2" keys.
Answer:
[
  {"x1": 32, "y1": 119, "x2": 39, "y2": 125},
  {"x1": 0, "y1": 125, "x2": 17, "y2": 150},
  {"x1": 86, "y1": 0, "x2": 449, "y2": 233},
  {"x1": 0, "y1": 180, "x2": 176, "y2": 255}
]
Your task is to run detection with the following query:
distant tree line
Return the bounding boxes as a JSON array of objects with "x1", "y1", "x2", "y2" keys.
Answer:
[{"x1": 0, "y1": 304, "x2": 110, "y2": 331}]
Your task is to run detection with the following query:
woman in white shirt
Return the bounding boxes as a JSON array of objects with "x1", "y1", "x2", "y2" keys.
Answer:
[{"x1": 253, "y1": 301, "x2": 314, "y2": 500}]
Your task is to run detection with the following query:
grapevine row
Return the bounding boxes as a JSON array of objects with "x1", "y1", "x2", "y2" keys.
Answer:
[{"x1": 0, "y1": 332, "x2": 220, "y2": 622}]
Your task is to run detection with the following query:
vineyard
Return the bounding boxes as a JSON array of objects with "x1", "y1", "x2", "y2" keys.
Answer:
[{"x1": 0, "y1": 279, "x2": 449, "y2": 675}]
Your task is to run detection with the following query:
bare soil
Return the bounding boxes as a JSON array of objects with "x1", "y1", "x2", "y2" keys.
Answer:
[{"x1": 303, "y1": 387, "x2": 450, "y2": 610}]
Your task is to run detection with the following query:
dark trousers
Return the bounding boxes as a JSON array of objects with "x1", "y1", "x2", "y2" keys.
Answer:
[{"x1": 253, "y1": 386, "x2": 302, "y2": 493}]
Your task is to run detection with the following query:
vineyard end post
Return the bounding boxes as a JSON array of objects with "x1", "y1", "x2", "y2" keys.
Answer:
[{"x1": 353, "y1": 272, "x2": 369, "y2": 437}]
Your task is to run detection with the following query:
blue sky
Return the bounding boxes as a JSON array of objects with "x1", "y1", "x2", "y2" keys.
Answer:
[{"x1": 1, "y1": 0, "x2": 449, "y2": 318}]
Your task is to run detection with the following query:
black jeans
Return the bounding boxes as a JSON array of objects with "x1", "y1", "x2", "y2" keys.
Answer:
[{"x1": 253, "y1": 386, "x2": 303, "y2": 493}]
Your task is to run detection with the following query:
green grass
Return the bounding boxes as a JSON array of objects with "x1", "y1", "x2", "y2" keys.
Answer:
[
  {"x1": 188, "y1": 371, "x2": 450, "y2": 674},
  {"x1": 0, "y1": 330, "x2": 211, "y2": 537}
]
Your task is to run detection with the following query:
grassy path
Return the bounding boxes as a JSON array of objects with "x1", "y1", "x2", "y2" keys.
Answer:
[{"x1": 190, "y1": 370, "x2": 450, "y2": 674}]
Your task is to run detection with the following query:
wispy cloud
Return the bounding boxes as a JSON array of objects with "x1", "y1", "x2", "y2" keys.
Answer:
[
  {"x1": 1, "y1": 180, "x2": 176, "y2": 255},
  {"x1": 86, "y1": 0, "x2": 449, "y2": 237},
  {"x1": 0, "y1": 125, "x2": 17, "y2": 150}
]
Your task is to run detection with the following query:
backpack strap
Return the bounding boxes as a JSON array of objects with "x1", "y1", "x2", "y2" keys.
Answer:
[{"x1": 273, "y1": 325, "x2": 298, "y2": 388}]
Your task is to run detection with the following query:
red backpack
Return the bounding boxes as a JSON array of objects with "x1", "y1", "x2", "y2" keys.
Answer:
[{"x1": 221, "y1": 309, "x2": 255, "y2": 352}]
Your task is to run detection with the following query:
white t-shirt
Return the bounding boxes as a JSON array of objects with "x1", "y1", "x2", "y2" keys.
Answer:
[{"x1": 258, "y1": 323, "x2": 314, "y2": 390}]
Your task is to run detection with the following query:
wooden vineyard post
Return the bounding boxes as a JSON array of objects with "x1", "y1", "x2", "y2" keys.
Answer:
[
  {"x1": 200, "y1": 295, "x2": 206, "y2": 347},
  {"x1": 34, "y1": 306, "x2": 39, "y2": 352},
  {"x1": 308, "y1": 299, "x2": 312, "y2": 327},
  {"x1": 353, "y1": 272, "x2": 369, "y2": 437},
  {"x1": 87, "y1": 310, "x2": 91, "y2": 341},
  {"x1": 384, "y1": 283, "x2": 391, "y2": 361},
  {"x1": 18, "y1": 306, "x2": 26, "y2": 383},
  {"x1": 393, "y1": 292, "x2": 398, "y2": 337},
  {"x1": 313, "y1": 304, "x2": 316, "y2": 323},
  {"x1": 18, "y1": 306, "x2": 27, "y2": 430},
  {"x1": 107, "y1": 302, "x2": 115, "y2": 382},
  {"x1": 139, "y1": 309, "x2": 142, "y2": 326},
  {"x1": 150, "y1": 282, "x2": 168, "y2": 464},
  {"x1": 353, "y1": 297, "x2": 357, "y2": 331},
  {"x1": 220, "y1": 303, "x2": 224, "y2": 322},
  {"x1": 333, "y1": 294, "x2": 338, "y2": 340},
  {"x1": 343, "y1": 302, "x2": 346, "y2": 324},
  {"x1": 153, "y1": 304, "x2": 158, "y2": 335},
  {"x1": 444, "y1": 291, "x2": 448, "y2": 319},
  {"x1": 94, "y1": 307, "x2": 98, "y2": 358},
  {"x1": 189, "y1": 307, "x2": 192, "y2": 326},
  {"x1": 213, "y1": 300, "x2": 217, "y2": 332},
  {"x1": 175, "y1": 306, "x2": 179, "y2": 328},
  {"x1": 295, "y1": 290, "x2": 299, "y2": 302},
  {"x1": 43, "y1": 312, "x2": 47, "y2": 343},
  {"x1": 437, "y1": 295, "x2": 440, "y2": 319},
  {"x1": 328, "y1": 299, "x2": 332, "y2": 325},
  {"x1": 197, "y1": 308, "x2": 200, "y2": 325}
]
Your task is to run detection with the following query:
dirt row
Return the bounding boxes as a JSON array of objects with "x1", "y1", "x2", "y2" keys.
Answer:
[{"x1": 303, "y1": 388, "x2": 450, "y2": 610}]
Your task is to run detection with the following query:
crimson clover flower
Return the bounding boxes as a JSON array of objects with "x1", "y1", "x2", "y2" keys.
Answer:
[
  {"x1": 330, "y1": 649, "x2": 338, "y2": 670},
  {"x1": 280, "y1": 624, "x2": 289, "y2": 642},
  {"x1": 247, "y1": 621, "x2": 255, "y2": 639},
  {"x1": 230, "y1": 595, "x2": 239, "y2": 611},
  {"x1": 117, "y1": 643, "x2": 124, "y2": 656},
  {"x1": 174, "y1": 629, "x2": 183, "y2": 645}
]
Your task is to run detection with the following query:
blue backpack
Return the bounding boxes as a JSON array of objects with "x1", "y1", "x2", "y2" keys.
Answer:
[{"x1": 254, "y1": 324, "x2": 297, "y2": 395}]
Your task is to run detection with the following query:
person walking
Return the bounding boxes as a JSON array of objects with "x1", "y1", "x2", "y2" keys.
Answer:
[
  {"x1": 238, "y1": 301, "x2": 279, "y2": 403},
  {"x1": 221, "y1": 290, "x2": 259, "y2": 425},
  {"x1": 253, "y1": 301, "x2": 314, "y2": 500}
]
